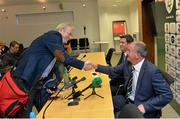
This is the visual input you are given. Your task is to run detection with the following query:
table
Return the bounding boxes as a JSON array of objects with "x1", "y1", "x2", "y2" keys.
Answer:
[{"x1": 36, "y1": 52, "x2": 114, "y2": 118}]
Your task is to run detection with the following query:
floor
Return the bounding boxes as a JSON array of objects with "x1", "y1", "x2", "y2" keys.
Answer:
[{"x1": 110, "y1": 52, "x2": 180, "y2": 118}]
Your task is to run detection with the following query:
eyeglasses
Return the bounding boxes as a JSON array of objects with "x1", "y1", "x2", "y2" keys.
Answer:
[{"x1": 66, "y1": 31, "x2": 72, "y2": 36}]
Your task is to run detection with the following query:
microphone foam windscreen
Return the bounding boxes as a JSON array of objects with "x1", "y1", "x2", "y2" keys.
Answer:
[{"x1": 92, "y1": 76, "x2": 102, "y2": 88}]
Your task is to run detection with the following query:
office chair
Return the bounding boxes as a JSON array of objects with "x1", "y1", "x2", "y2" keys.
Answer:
[
  {"x1": 70, "y1": 39, "x2": 78, "y2": 50},
  {"x1": 161, "y1": 70, "x2": 174, "y2": 85},
  {"x1": 79, "y1": 38, "x2": 89, "y2": 50},
  {"x1": 105, "y1": 48, "x2": 115, "y2": 66}
]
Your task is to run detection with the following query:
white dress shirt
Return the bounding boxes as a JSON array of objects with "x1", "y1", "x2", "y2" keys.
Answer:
[{"x1": 129, "y1": 58, "x2": 145, "y2": 101}]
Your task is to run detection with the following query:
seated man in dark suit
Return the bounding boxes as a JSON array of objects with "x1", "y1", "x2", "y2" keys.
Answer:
[
  {"x1": 94, "y1": 41, "x2": 173, "y2": 118},
  {"x1": 110, "y1": 34, "x2": 134, "y2": 96}
]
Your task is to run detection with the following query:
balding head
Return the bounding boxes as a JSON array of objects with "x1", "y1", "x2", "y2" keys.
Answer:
[{"x1": 127, "y1": 41, "x2": 147, "y2": 65}]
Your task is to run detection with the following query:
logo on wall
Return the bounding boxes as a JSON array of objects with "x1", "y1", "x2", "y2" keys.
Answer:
[{"x1": 165, "y1": 0, "x2": 174, "y2": 14}]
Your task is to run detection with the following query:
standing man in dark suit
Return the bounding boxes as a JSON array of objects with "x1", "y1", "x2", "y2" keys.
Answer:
[
  {"x1": 94, "y1": 41, "x2": 173, "y2": 118},
  {"x1": 12, "y1": 22, "x2": 94, "y2": 117},
  {"x1": 110, "y1": 34, "x2": 134, "y2": 96}
]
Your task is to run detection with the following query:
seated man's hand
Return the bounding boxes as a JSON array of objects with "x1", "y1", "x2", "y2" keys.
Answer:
[{"x1": 137, "y1": 104, "x2": 145, "y2": 114}]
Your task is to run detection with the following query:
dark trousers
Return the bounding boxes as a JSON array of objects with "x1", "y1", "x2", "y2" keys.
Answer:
[
  {"x1": 113, "y1": 95, "x2": 126, "y2": 118},
  {"x1": 113, "y1": 95, "x2": 161, "y2": 118},
  {"x1": 110, "y1": 78, "x2": 125, "y2": 96},
  {"x1": 14, "y1": 78, "x2": 43, "y2": 118}
]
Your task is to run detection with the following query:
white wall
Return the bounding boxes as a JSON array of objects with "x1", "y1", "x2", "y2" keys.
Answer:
[
  {"x1": 0, "y1": 0, "x2": 139, "y2": 53},
  {"x1": 0, "y1": 0, "x2": 100, "y2": 50},
  {"x1": 98, "y1": 1, "x2": 139, "y2": 53},
  {"x1": 129, "y1": 1, "x2": 139, "y2": 40}
]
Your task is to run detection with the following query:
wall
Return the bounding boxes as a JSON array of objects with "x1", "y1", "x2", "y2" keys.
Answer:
[
  {"x1": 0, "y1": 0, "x2": 139, "y2": 53},
  {"x1": 129, "y1": 2, "x2": 139, "y2": 39},
  {"x1": 98, "y1": 1, "x2": 139, "y2": 53},
  {"x1": 0, "y1": 0, "x2": 100, "y2": 51}
]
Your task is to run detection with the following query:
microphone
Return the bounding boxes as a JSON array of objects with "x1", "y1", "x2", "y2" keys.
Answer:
[
  {"x1": 70, "y1": 76, "x2": 78, "y2": 88},
  {"x1": 72, "y1": 77, "x2": 102, "y2": 99},
  {"x1": 64, "y1": 77, "x2": 86, "y2": 89},
  {"x1": 80, "y1": 54, "x2": 86, "y2": 60},
  {"x1": 91, "y1": 76, "x2": 102, "y2": 88},
  {"x1": 83, "y1": 26, "x2": 86, "y2": 35},
  {"x1": 68, "y1": 54, "x2": 86, "y2": 73}
]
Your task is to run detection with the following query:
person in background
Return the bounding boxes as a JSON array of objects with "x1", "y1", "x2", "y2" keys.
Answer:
[
  {"x1": 0, "y1": 40, "x2": 7, "y2": 78},
  {"x1": 11, "y1": 22, "x2": 94, "y2": 117},
  {"x1": 64, "y1": 40, "x2": 72, "y2": 54},
  {"x1": 110, "y1": 34, "x2": 134, "y2": 96},
  {"x1": 17, "y1": 43, "x2": 25, "y2": 57},
  {"x1": 0, "y1": 40, "x2": 9, "y2": 56},
  {"x1": 94, "y1": 41, "x2": 173, "y2": 118},
  {"x1": 2, "y1": 40, "x2": 19, "y2": 67},
  {"x1": 117, "y1": 34, "x2": 134, "y2": 65}
]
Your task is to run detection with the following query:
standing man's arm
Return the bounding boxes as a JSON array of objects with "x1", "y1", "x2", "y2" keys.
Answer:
[{"x1": 54, "y1": 49, "x2": 65, "y2": 63}]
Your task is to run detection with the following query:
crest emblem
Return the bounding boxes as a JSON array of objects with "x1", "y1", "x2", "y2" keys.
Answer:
[{"x1": 165, "y1": 0, "x2": 174, "y2": 14}]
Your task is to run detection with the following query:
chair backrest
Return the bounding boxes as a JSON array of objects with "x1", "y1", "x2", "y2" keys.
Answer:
[
  {"x1": 105, "y1": 48, "x2": 115, "y2": 66},
  {"x1": 69, "y1": 39, "x2": 78, "y2": 50},
  {"x1": 79, "y1": 38, "x2": 89, "y2": 50},
  {"x1": 161, "y1": 70, "x2": 174, "y2": 85}
]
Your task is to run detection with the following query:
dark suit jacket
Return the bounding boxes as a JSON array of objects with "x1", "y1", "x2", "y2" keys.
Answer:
[
  {"x1": 13, "y1": 31, "x2": 84, "y2": 90},
  {"x1": 117, "y1": 52, "x2": 124, "y2": 65},
  {"x1": 96, "y1": 59, "x2": 173, "y2": 118},
  {"x1": 110, "y1": 52, "x2": 127, "y2": 86}
]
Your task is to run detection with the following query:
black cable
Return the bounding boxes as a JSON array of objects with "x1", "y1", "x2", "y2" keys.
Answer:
[{"x1": 42, "y1": 86, "x2": 64, "y2": 119}]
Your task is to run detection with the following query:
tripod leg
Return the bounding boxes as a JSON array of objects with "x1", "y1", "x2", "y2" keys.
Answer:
[
  {"x1": 94, "y1": 93, "x2": 104, "y2": 99},
  {"x1": 84, "y1": 88, "x2": 104, "y2": 100}
]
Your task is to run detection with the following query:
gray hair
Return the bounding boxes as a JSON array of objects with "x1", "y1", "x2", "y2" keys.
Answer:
[
  {"x1": 134, "y1": 41, "x2": 147, "y2": 57},
  {"x1": 55, "y1": 22, "x2": 73, "y2": 31}
]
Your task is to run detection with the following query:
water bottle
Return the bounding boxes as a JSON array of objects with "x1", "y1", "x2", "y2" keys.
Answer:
[
  {"x1": 63, "y1": 67, "x2": 71, "y2": 87},
  {"x1": 29, "y1": 111, "x2": 35, "y2": 119}
]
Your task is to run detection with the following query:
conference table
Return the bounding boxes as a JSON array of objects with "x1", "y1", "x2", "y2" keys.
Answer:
[{"x1": 37, "y1": 52, "x2": 114, "y2": 118}]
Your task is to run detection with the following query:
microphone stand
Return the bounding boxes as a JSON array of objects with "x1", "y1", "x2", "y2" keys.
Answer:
[
  {"x1": 42, "y1": 86, "x2": 64, "y2": 119},
  {"x1": 83, "y1": 26, "x2": 87, "y2": 53},
  {"x1": 65, "y1": 81, "x2": 78, "y2": 99},
  {"x1": 84, "y1": 86, "x2": 104, "y2": 100}
]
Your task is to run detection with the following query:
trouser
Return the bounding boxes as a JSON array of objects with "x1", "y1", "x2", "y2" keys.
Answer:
[{"x1": 13, "y1": 77, "x2": 43, "y2": 118}]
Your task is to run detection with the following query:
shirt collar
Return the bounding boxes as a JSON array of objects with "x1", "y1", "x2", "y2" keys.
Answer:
[
  {"x1": 133, "y1": 58, "x2": 145, "y2": 72},
  {"x1": 124, "y1": 52, "x2": 127, "y2": 57}
]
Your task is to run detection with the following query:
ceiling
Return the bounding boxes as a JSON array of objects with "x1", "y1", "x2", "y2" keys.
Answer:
[{"x1": 0, "y1": 0, "x2": 136, "y2": 8}]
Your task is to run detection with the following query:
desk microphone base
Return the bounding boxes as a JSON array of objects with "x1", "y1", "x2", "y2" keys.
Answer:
[{"x1": 84, "y1": 88, "x2": 104, "y2": 100}]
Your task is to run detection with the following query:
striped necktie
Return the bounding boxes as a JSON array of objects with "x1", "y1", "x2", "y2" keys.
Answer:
[{"x1": 126, "y1": 66, "x2": 135, "y2": 99}]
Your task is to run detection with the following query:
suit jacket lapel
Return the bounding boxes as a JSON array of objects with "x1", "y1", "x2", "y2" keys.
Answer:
[
  {"x1": 117, "y1": 52, "x2": 124, "y2": 65},
  {"x1": 134, "y1": 60, "x2": 147, "y2": 100}
]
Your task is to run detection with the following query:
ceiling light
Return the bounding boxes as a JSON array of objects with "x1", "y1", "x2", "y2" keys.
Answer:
[
  {"x1": 82, "y1": 3, "x2": 86, "y2": 7},
  {"x1": 37, "y1": 0, "x2": 47, "y2": 3},
  {"x1": 112, "y1": 4, "x2": 118, "y2": 7},
  {"x1": 42, "y1": 6, "x2": 46, "y2": 10},
  {"x1": 1, "y1": 9, "x2": 6, "y2": 12}
]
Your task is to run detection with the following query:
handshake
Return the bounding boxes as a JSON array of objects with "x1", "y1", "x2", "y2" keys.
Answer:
[{"x1": 83, "y1": 61, "x2": 98, "y2": 71}]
